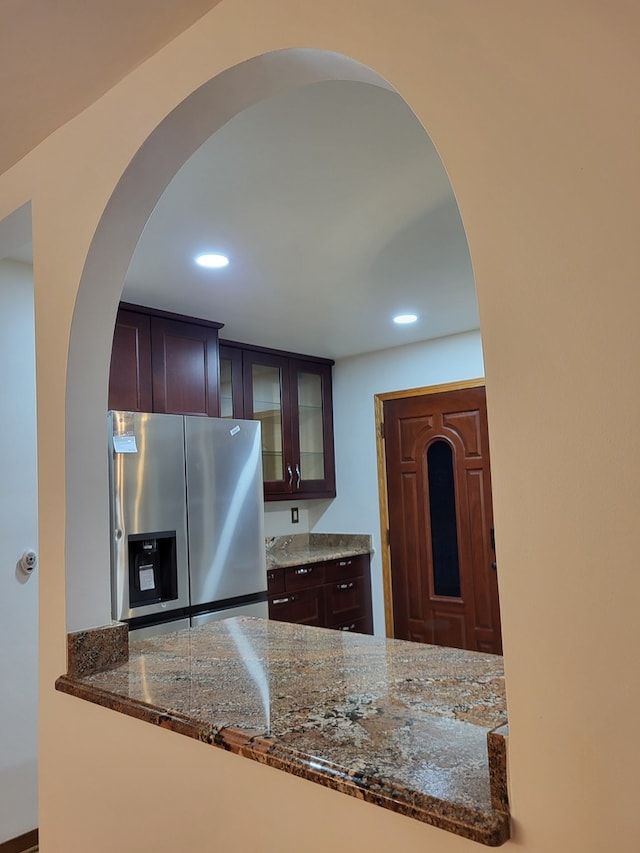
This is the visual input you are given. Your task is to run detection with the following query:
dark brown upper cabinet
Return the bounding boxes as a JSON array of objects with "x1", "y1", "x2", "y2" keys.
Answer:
[
  {"x1": 109, "y1": 305, "x2": 335, "y2": 501},
  {"x1": 108, "y1": 305, "x2": 222, "y2": 415},
  {"x1": 108, "y1": 309, "x2": 153, "y2": 413},
  {"x1": 150, "y1": 316, "x2": 220, "y2": 417},
  {"x1": 218, "y1": 343, "x2": 245, "y2": 420},
  {"x1": 241, "y1": 349, "x2": 335, "y2": 500}
]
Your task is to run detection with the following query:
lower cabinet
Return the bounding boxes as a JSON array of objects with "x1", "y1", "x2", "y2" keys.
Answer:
[{"x1": 267, "y1": 554, "x2": 372, "y2": 634}]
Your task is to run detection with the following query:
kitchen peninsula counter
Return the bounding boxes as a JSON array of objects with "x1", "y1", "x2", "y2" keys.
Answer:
[{"x1": 56, "y1": 618, "x2": 510, "y2": 846}]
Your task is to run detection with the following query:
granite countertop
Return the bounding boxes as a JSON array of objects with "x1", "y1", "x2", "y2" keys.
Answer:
[
  {"x1": 266, "y1": 532, "x2": 373, "y2": 570},
  {"x1": 56, "y1": 618, "x2": 509, "y2": 846}
]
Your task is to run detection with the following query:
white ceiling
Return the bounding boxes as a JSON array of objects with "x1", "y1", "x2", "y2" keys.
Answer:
[{"x1": 122, "y1": 80, "x2": 479, "y2": 360}]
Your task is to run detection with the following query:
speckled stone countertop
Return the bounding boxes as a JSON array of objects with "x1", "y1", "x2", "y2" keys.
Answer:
[
  {"x1": 56, "y1": 618, "x2": 509, "y2": 846},
  {"x1": 266, "y1": 532, "x2": 373, "y2": 569}
]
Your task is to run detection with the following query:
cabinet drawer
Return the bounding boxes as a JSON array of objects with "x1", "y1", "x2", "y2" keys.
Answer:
[
  {"x1": 267, "y1": 568, "x2": 285, "y2": 594},
  {"x1": 325, "y1": 575, "x2": 368, "y2": 627},
  {"x1": 268, "y1": 588, "x2": 324, "y2": 626},
  {"x1": 332, "y1": 616, "x2": 373, "y2": 636},
  {"x1": 284, "y1": 562, "x2": 326, "y2": 591},
  {"x1": 324, "y1": 554, "x2": 368, "y2": 583}
]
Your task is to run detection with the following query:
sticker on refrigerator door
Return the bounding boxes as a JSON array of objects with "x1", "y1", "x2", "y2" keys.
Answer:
[
  {"x1": 138, "y1": 565, "x2": 156, "y2": 591},
  {"x1": 229, "y1": 425, "x2": 241, "y2": 436},
  {"x1": 113, "y1": 434, "x2": 138, "y2": 453}
]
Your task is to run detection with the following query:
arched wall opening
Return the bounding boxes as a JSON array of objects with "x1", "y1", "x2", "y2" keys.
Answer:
[
  {"x1": 65, "y1": 48, "x2": 483, "y2": 639},
  {"x1": 36, "y1": 7, "x2": 640, "y2": 850}
]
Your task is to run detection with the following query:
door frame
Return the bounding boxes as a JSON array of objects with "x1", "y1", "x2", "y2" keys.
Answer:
[{"x1": 374, "y1": 377, "x2": 487, "y2": 637}]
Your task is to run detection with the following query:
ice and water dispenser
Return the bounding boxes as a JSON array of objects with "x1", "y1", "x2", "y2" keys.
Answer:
[{"x1": 127, "y1": 531, "x2": 178, "y2": 608}]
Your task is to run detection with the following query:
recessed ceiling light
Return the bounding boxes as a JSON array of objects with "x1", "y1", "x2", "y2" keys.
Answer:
[
  {"x1": 393, "y1": 313, "x2": 418, "y2": 325},
  {"x1": 195, "y1": 253, "x2": 229, "y2": 268}
]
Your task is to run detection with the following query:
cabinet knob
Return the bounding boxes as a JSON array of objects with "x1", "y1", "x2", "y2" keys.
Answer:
[{"x1": 295, "y1": 567, "x2": 312, "y2": 575}]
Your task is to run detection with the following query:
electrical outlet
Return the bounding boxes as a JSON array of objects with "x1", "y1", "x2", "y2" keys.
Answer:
[{"x1": 291, "y1": 507, "x2": 299, "y2": 524}]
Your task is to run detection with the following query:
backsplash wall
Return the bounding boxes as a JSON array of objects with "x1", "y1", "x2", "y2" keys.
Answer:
[{"x1": 263, "y1": 500, "x2": 312, "y2": 537}]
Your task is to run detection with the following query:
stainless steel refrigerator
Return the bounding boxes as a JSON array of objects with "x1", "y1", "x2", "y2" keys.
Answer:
[{"x1": 108, "y1": 411, "x2": 267, "y2": 638}]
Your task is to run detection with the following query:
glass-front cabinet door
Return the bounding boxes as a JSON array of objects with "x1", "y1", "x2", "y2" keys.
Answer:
[
  {"x1": 243, "y1": 352, "x2": 335, "y2": 499},
  {"x1": 297, "y1": 371, "x2": 324, "y2": 480},
  {"x1": 290, "y1": 360, "x2": 335, "y2": 497},
  {"x1": 218, "y1": 345, "x2": 244, "y2": 419},
  {"x1": 243, "y1": 352, "x2": 292, "y2": 496},
  {"x1": 219, "y1": 357, "x2": 234, "y2": 417},
  {"x1": 252, "y1": 363, "x2": 284, "y2": 483}
]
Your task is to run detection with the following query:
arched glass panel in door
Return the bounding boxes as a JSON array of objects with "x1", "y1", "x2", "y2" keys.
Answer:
[{"x1": 427, "y1": 440, "x2": 461, "y2": 598}]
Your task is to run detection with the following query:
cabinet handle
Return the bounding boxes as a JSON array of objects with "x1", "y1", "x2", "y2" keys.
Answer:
[
  {"x1": 337, "y1": 582, "x2": 355, "y2": 590},
  {"x1": 272, "y1": 596, "x2": 294, "y2": 605},
  {"x1": 295, "y1": 462, "x2": 301, "y2": 489},
  {"x1": 287, "y1": 464, "x2": 293, "y2": 487},
  {"x1": 338, "y1": 560, "x2": 352, "y2": 567},
  {"x1": 295, "y1": 567, "x2": 312, "y2": 575},
  {"x1": 339, "y1": 624, "x2": 356, "y2": 631}
]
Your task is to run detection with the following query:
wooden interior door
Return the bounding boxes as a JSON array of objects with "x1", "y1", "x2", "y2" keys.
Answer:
[{"x1": 384, "y1": 386, "x2": 502, "y2": 654}]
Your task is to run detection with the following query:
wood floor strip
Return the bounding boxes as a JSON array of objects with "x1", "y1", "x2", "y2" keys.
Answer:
[{"x1": 0, "y1": 829, "x2": 38, "y2": 853}]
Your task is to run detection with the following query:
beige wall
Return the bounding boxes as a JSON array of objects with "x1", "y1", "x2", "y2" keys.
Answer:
[{"x1": 1, "y1": 2, "x2": 638, "y2": 850}]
